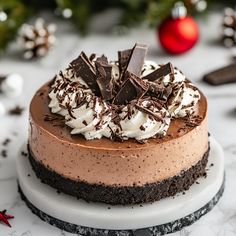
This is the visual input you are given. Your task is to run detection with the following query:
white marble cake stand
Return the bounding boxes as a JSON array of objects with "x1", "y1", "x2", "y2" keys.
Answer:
[{"x1": 17, "y1": 137, "x2": 224, "y2": 236}]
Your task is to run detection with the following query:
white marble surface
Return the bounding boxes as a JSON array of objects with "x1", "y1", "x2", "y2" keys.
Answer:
[{"x1": 0, "y1": 12, "x2": 236, "y2": 236}]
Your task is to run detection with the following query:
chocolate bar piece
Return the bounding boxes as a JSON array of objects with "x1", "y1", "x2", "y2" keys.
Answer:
[
  {"x1": 96, "y1": 60, "x2": 113, "y2": 101},
  {"x1": 142, "y1": 62, "x2": 174, "y2": 82},
  {"x1": 126, "y1": 43, "x2": 148, "y2": 77},
  {"x1": 203, "y1": 64, "x2": 236, "y2": 85},
  {"x1": 70, "y1": 52, "x2": 99, "y2": 94},
  {"x1": 147, "y1": 82, "x2": 172, "y2": 101},
  {"x1": 118, "y1": 49, "x2": 132, "y2": 74},
  {"x1": 113, "y1": 71, "x2": 148, "y2": 105},
  {"x1": 135, "y1": 104, "x2": 164, "y2": 122}
]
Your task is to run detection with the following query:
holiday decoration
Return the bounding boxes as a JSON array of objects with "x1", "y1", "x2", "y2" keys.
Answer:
[
  {"x1": 19, "y1": 18, "x2": 57, "y2": 59},
  {"x1": 0, "y1": 0, "x2": 235, "y2": 53},
  {"x1": 0, "y1": 74, "x2": 23, "y2": 97},
  {"x1": 185, "y1": 0, "x2": 207, "y2": 13},
  {"x1": 0, "y1": 0, "x2": 30, "y2": 52},
  {"x1": 222, "y1": 8, "x2": 236, "y2": 47},
  {"x1": 0, "y1": 210, "x2": 14, "y2": 227},
  {"x1": 158, "y1": 2, "x2": 199, "y2": 54},
  {"x1": 55, "y1": 0, "x2": 208, "y2": 34}
]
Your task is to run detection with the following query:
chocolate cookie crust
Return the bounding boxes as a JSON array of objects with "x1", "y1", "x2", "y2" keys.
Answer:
[{"x1": 27, "y1": 144, "x2": 210, "y2": 205}]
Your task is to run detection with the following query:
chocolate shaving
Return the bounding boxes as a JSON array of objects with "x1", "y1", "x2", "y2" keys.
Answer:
[
  {"x1": 70, "y1": 52, "x2": 99, "y2": 95},
  {"x1": 142, "y1": 62, "x2": 174, "y2": 81},
  {"x1": 95, "y1": 60, "x2": 113, "y2": 101},
  {"x1": 75, "y1": 98, "x2": 87, "y2": 109},
  {"x1": 21, "y1": 151, "x2": 28, "y2": 157},
  {"x1": 136, "y1": 139, "x2": 147, "y2": 144},
  {"x1": 1, "y1": 150, "x2": 7, "y2": 158},
  {"x1": 82, "y1": 120, "x2": 88, "y2": 126},
  {"x1": 140, "y1": 125, "x2": 145, "y2": 131},
  {"x1": 65, "y1": 103, "x2": 76, "y2": 119},
  {"x1": 180, "y1": 115, "x2": 202, "y2": 128},
  {"x1": 147, "y1": 82, "x2": 172, "y2": 101},
  {"x1": 44, "y1": 115, "x2": 60, "y2": 122},
  {"x1": 185, "y1": 122, "x2": 198, "y2": 128},
  {"x1": 135, "y1": 104, "x2": 164, "y2": 122},
  {"x1": 0, "y1": 75, "x2": 6, "y2": 91},
  {"x1": 44, "y1": 115, "x2": 65, "y2": 127},
  {"x1": 96, "y1": 55, "x2": 108, "y2": 64},
  {"x1": 8, "y1": 106, "x2": 24, "y2": 116},
  {"x1": 2, "y1": 138, "x2": 10, "y2": 146},
  {"x1": 113, "y1": 71, "x2": 148, "y2": 105}
]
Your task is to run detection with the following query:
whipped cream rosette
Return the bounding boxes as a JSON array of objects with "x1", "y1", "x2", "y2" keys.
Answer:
[{"x1": 48, "y1": 43, "x2": 201, "y2": 142}]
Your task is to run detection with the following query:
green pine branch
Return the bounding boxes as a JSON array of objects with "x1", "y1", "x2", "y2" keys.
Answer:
[{"x1": 0, "y1": 0, "x2": 31, "y2": 52}]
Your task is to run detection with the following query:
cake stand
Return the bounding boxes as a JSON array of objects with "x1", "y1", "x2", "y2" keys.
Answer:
[{"x1": 17, "y1": 137, "x2": 224, "y2": 236}]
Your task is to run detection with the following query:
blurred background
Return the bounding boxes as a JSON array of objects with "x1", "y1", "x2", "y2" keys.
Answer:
[
  {"x1": 1, "y1": 0, "x2": 236, "y2": 235},
  {"x1": 0, "y1": 0, "x2": 236, "y2": 53}
]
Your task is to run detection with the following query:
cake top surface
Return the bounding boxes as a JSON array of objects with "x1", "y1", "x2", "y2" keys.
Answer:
[{"x1": 47, "y1": 43, "x2": 202, "y2": 142}]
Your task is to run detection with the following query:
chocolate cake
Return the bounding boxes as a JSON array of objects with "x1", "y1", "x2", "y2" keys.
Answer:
[{"x1": 28, "y1": 43, "x2": 209, "y2": 205}]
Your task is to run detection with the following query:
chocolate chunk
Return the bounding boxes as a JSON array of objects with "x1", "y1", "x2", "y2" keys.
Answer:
[
  {"x1": 70, "y1": 52, "x2": 99, "y2": 94},
  {"x1": 95, "y1": 60, "x2": 113, "y2": 100},
  {"x1": 118, "y1": 49, "x2": 132, "y2": 74},
  {"x1": 142, "y1": 62, "x2": 174, "y2": 81},
  {"x1": 126, "y1": 43, "x2": 148, "y2": 77},
  {"x1": 82, "y1": 120, "x2": 88, "y2": 126},
  {"x1": 113, "y1": 71, "x2": 148, "y2": 105},
  {"x1": 96, "y1": 55, "x2": 108, "y2": 64},
  {"x1": 135, "y1": 104, "x2": 164, "y2": 122},
  {"x1": 147, "y1": 82, "x2": 172, "y2": 101},
  {"x1": 203, "y1": 64, "x2": 236, "y2": 85}
]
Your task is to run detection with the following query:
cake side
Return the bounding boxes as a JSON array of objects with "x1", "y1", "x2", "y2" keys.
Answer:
[{"x1": 27, "y1": 142, "x2": 209, "y2": 205}]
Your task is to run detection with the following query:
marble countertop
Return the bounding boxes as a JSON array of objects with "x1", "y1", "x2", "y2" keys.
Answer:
[{"x1": 0, "y1": 12, "x2": 236, "y2": 236}]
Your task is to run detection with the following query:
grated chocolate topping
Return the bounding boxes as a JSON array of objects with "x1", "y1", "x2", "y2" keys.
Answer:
[{"x1": 48, "y1": 43, "x2": 201, "y2": 142}]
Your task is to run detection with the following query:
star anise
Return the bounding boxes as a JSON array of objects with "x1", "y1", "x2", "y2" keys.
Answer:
[{"x1": 0, "y1": 210, "x2": 14, "y2": 227}]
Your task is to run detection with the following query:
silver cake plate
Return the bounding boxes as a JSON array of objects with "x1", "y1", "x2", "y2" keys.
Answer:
[{"x1": 17, "y1": 137, "x2": 225, "y2": 236}]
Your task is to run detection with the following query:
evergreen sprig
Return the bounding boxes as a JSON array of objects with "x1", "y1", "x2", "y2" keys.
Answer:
[
  {"x1": 0, "y1": 0, "x2": 236, "y2": 52},
  {"x1": 0, "y1": 0, "x2": 30, "y2": 52}
]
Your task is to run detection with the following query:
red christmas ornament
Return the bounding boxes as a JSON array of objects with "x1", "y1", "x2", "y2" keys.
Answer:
[
  {"x1": 0, "y1": 210, "x2": 14, "y2": 227},
  {"x1": 157, "y1": 2, "x2": 199, "y2": 54}
]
